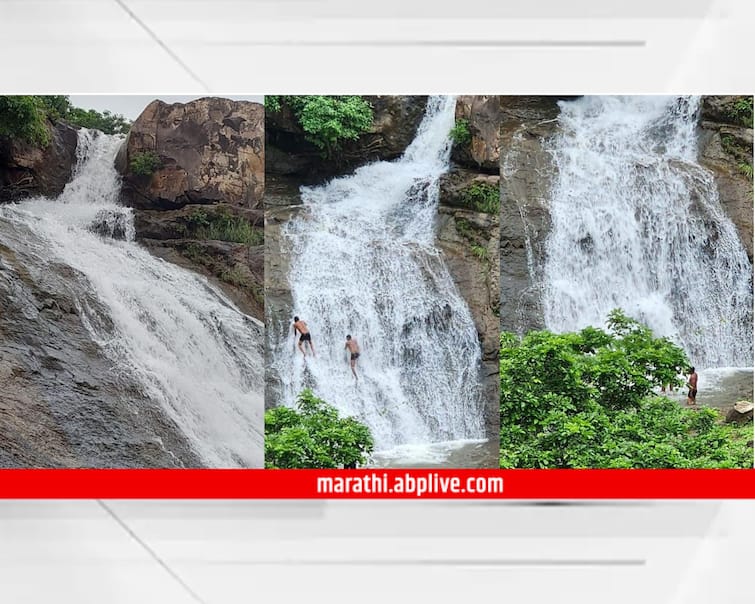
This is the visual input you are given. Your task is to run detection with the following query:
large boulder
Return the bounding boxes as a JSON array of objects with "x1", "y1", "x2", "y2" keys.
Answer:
[
  {"x1": 265, "y1": 95, "x2": 428, "y2": 182},
  {"x1": 117, "y1": 97, "x2": 264, "y2": 210},
  {"x1": 0, "y1": 121, "x2": 78, "y2": 202},
  {"x1": 451, "y1": 95, "x2": 501, "y2": 172},
  {"x1": 724, "y1": 400, "x2": 754, "y2": 425}
]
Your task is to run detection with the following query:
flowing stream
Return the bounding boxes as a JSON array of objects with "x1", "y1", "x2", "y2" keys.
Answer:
[
  {"x1": 272, "y1": 96, "x2": 487, "y2": 464},
  {"x1": 542, "y1": 96, "x2": 753, "y2": 373},
  {"x1": 0, "y1": 129, "x2": 264, "y2": 467}
]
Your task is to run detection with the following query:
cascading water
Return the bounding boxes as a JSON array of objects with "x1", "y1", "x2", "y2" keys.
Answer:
[
  {"x1": 271, "y1": 96, "x2": 486, "y2": 460},
  {"x1": 0, "y1": 129, "x2": 264, "y2": 467},
  {"x1": 542, "y1": 95, "x2": 753, "y2": 369}
]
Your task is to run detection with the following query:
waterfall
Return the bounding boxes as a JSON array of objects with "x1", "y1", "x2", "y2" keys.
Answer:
[
  {"x1": 272, "y1": 96, "x2": 486, "y2": 453},
  {"x1": 0, "y1": 129, "x2": 264, "y2": 467},
  {"x1": 542, "y1": 95, "x2": 753, "y2": 368}
]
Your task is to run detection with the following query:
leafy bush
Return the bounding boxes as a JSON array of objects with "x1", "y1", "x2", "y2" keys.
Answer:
[
  {"x1": 265, "y1": 389, "x2": 374, "y2": 468},
  {"x1": 727, "y1": 96, "x2": 753, "y2": 127},
  {"x1": 129, "y1": 151, "x2": 161, "y2": 177},
  {"x1": 500, "y1": 309, "x2": 753, "y2": 468},
  {"x1": 450, "y1": 118, "x2": 472, "y2": 146},
  {"x1": 460, "y1": 181, "x2": 499, "y2": 214},
  {"x1": 0, "y1": 96, "x2": 50, "y2": 146},
  {"x1": 739, "y1": 162, "x2": 753, "y2": 179},
  {"x1": 267, "y1": 95, "x2": 373, "y2": 157},
  {"x1": 185, "y1": 206, "x2": 262, "y2": 245}
]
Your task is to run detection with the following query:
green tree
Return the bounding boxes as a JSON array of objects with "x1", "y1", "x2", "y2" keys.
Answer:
[
  {"x1": 267, "y1": 95, "x2": 373, "y2": 157},
  {"x1": 265, "y1": 389, "x2": 374, "y2": 468},
  {"x1": 0, "y1": 95, "x2": 131, "y2": 146},
  {"x1": 500, "y1": 310, "x2": 753, "y2": 469},
  {"x1": 0, "y1": 96, "x2": 50, "y2": 146}
]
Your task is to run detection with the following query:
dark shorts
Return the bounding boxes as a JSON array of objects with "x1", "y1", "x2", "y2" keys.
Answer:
[
  {"x1": 350, "y1": 352, "x2": 360, "y2": 361},
  {"x1": 688, "y1": 388, "x2": 697, "y2": 401},
  {"x1": 299, "y1": 333, "x2": 311, "y2": 343}
]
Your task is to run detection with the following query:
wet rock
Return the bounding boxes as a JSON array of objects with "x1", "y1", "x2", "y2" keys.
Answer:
[
  {"x1": 0, "y1": 220, "x2": 202, "y2": 468},
  {"x1": 117, "y1": 97, "x2": 264, "y2": 210},
  {"x1": 0, "y1": 121, "x2": 78, "y2": 202},
  {"x1": 88, "y1": 208, "x2": 131, "y2": 240},
  {"x1": 698, "y1": 96, "x2": 753, "y2": 262},
  {"x1": 499, "y1": 97, "x2": 566, "y2": 333}
]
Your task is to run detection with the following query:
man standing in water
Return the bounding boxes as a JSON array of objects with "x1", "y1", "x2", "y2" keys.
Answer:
[
  {"x1": 686, "y1": 367, "x2": 698, "y2": 406},
  {"x1": 293, "y1": 316, "x2": 315, "y2": 358},
  {"x1": 344, "y1": 334, "x2": 360, "y2": 380}
]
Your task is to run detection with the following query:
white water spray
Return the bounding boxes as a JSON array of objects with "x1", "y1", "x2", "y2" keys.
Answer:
[
  {"x1": 542, "y1": 96, "x2": 753, "y2": 368},
  {"x1": 0, "y1": 129, "x2": 264, "y2": 467},
  {"x1": 272, "y1": 96, "x2": 486, "y2": 452}
]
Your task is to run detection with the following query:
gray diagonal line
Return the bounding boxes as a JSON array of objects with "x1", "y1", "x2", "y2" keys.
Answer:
[
  {"x1": 97, "y1": 500, "x2": 208, "y2": 604},
  {"x1": 193, "y1": 558, "x2": 646, "y2": 567},
  {"x1": 111, "y1": 0, "x2": 210, "y2": 91},
  {"x1": 201, "y1": 40, "x2": 646, "y2": 48}
]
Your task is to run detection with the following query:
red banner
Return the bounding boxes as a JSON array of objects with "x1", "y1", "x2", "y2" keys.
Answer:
[{"x1": 0, "y1": 469, "x2": 754, "y2": 499}]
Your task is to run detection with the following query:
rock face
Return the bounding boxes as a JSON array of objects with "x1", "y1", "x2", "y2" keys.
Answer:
[
  {"x1": 499, "y1": 96, "x2": 567, "y2": 333},
  {"x1": 0, "y1": 121, "x2": 78, "y2": 202},
  {"x1": 266, "y1": 95, "x2": 428, "y2": 183},
  {"x1": 118, "y1": 97, "x2": 266, "y2": 321},
  {"x1": 117, "y1": 97, "x2": 264, "y2": 209},
  {"x1": 698, "y1": 96, "x2": 754, "y2": 262},
  {"x1": 436, "y1": 96, "x2": 502, "y2": 437},
  {"x1": 0, "y1": 220, "x2": 201, "y2": 468},
  {"x1": 451, "y1": 95, "x2": 501, "y2": 172}
]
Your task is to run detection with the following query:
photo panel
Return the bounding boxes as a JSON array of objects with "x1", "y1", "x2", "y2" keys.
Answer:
[
  {"x1": 0, "y1": 95, "x2": 265, "y2": 468},
  {"x1": 264, "y1": 95, "x2": 500, "y2": 468},
  {"x1": 499, "y1": 95, "x2": 754, "y2": 469}
]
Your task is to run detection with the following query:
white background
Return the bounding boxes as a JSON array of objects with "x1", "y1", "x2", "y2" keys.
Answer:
[{"x1": 1, "y1": 0, "x2": 754, "y2": 602}]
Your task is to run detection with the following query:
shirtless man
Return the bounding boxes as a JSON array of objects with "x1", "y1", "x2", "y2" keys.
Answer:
[
  {"x1": 293, "y1": 316, "x2": 315, "y2": 358},
  {"x1": 686, "y1": 366, "x2": 698, "y2": 406},
  {"x1": 344, "y1": 334, "x2": 360, "y2": 379}
]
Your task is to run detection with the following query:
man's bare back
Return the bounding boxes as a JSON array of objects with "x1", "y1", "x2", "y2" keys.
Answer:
[
  {"x1": 345, "y1": 335, "x2": 360, "y2": 379},
  {"x1": 293, "y1": 316, "x2": 315, "y2": 357}
]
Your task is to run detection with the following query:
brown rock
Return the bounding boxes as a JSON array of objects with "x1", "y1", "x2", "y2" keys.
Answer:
[
  {"x1": 698, "y1": 99, "x2": 753, "y2": 262},
  {"x1": 452, "y1": 96, "x2": 502, "y2": 172},
  {"x1": 724, "y1": 400, "x2": 754, "y2": 425},
  {"x1": 118, "y1": 97, "x2": 264, "y2": 210},
  {"x1": 265, "y1": 95, "x2": 428, "y2": 182},
  {"x1": 0, "y1": 121, "x2": 78, "y2": 201}
]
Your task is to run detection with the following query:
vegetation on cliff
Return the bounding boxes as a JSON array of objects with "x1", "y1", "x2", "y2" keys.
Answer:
[
  {"x1": 265, "y1": 389, "x2": 374, "y2": 469},
  {"x1": 266, "y1": 95, "x2": 373, "y2": 157},
  {"x1": 0, "y1": 96, "x2": 130, "y2": 145},
  {"x1": 500, "y1": 310, "x2": 753, "y2": 468}
]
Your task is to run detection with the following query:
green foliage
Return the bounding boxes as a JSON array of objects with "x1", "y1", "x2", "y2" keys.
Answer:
[
  {"x1": 66, "y1": 106, "x2": 130, "y2": 135},
  {"x1": 738, "y1": 162, "x2": 753, "y2": 179},
  {"x1": 220, "y1": 266, "x2": 249, "y2": 287},
  {"x1": 185, "y1": 206, "x2": 262, "y2": 245},
  {"x1": 268, "y1": 95, "x2": 373, "y2": 157},
  {"x1": 265, "y1": 389, "x2": 374, "y2": 468},
  {"x1": 471, "y1": 244, "x2": 488, "y2": 261},
  {"x1": 460, "y1": 181, "x2": 499, "y2": 214},
  {"x1": 726, "y1": 97, "x2": 753, "y2": 127},
  {"x1": 129, "y1": 151, "x2": 161, "y2": 177},
  {"x1": 500, "y1": 310, "x2": 752, "y2": 468},
  {"x1": 450, "y1": 118, "x2": 472, "y2": 146},
  {"x1": 0, "y1": 96, "x2": 50, "y2": 146},
  {"x1": 264, "y1": 95, "x2": 281, "y2": 113}
]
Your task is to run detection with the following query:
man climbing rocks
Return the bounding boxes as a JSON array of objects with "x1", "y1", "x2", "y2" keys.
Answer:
[
  {"x1": 686, "y1": 367, "x2": 698, "y2": 406},
  {"x1": 345, "y1": 334, "x2": 361, "y2": 379},
  {"x1": 293, "y1": 316, "x2": 315, "y2": 358}
]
